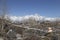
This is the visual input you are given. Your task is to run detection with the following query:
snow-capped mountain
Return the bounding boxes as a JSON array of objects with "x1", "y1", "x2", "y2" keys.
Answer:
[{"x1": 4, "y1": 14, "x2": 59, "y2": 22}]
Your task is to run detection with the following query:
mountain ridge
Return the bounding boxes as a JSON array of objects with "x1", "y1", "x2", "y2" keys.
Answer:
[{"x1": 3, "y1": 14, "x2": 60, "y2": 23}]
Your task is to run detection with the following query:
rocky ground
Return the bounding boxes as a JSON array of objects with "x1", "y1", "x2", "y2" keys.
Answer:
[{"x1": 0, "y1": 37, "x2": 3, "y2": 40}]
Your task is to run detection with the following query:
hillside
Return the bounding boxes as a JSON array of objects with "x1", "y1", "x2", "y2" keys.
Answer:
[{"x1": 0, "y1": 15, "x2": 60, "y2": 40}]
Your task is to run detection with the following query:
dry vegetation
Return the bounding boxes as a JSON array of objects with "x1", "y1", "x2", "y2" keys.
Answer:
[{"x1": 0, "y1": 16, "x2": 60, "y2": 40}]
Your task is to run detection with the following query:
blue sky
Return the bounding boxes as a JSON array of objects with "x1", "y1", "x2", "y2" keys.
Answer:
[{"x1": 0, "y1": 0, "x2": 60, "y2": 17}]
